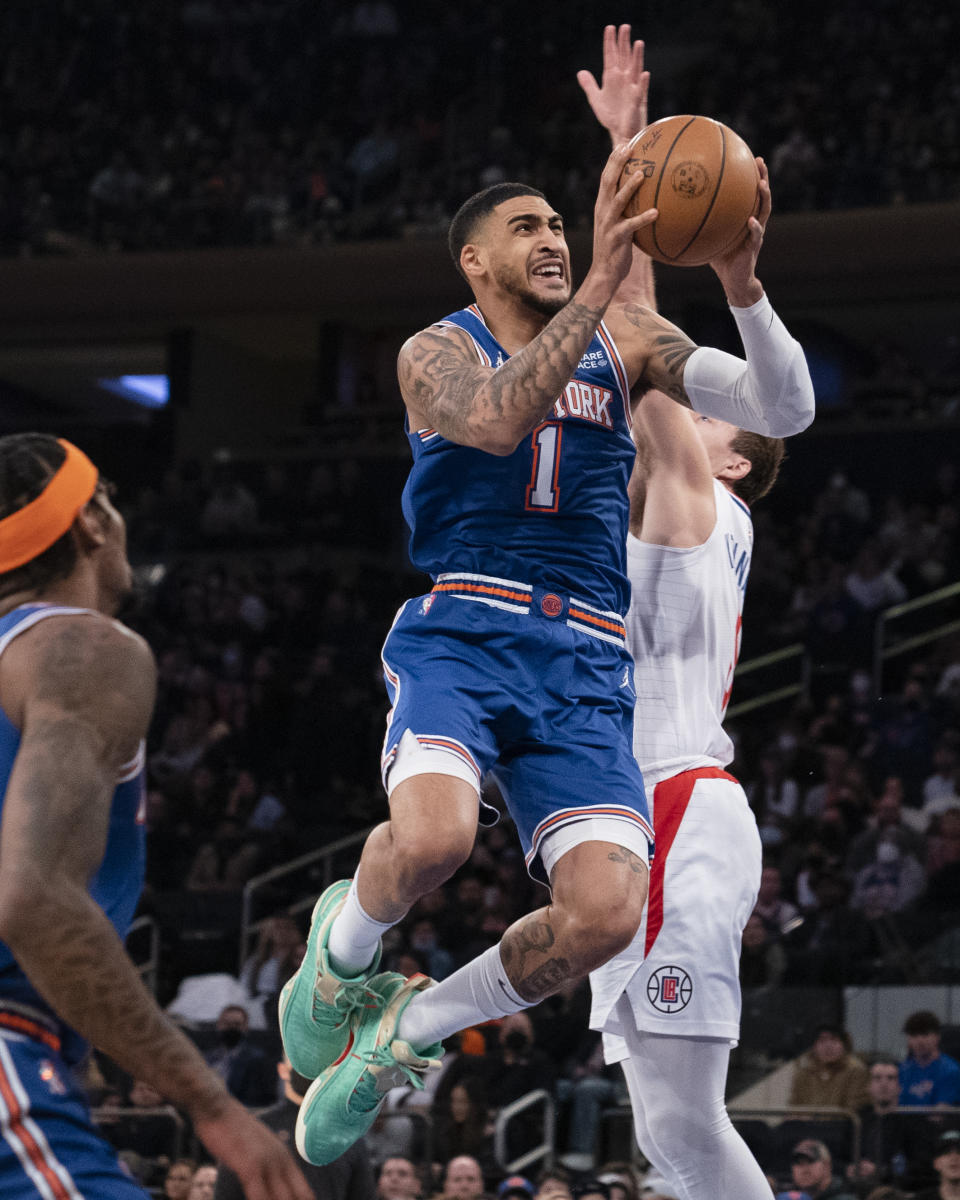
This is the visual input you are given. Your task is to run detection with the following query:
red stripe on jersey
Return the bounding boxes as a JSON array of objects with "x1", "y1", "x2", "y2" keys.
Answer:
[{"x1": 0, "y1": 1058, "x2": 73, "y2": 1199}]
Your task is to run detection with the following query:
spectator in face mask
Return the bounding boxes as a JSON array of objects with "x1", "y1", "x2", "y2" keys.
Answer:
[
  {"x1": 203, "y1": 1005, "x2": 276, "y2": 1107},
  {"x1": 849, "y1": 834, "x2": 927, "y2": 919}
]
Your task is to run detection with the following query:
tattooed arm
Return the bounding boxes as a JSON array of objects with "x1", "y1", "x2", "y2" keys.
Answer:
[
  {"x1": 0, "y1": 616, "x2": 312, "y2": 1200},
  {"x1": 398, "y1": 298, "x2": 611, "y2": 455},
  {"x1": 608, "y1": 297, "x2": 814, "y2": 437}
]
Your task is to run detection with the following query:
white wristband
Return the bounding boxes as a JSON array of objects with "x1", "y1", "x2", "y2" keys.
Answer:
[{"x1": 683, "y1": 293, "x2": 815, "y2": 438}]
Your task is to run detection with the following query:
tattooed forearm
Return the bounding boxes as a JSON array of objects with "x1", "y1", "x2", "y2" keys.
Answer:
[
  {"x1": 8, "y1": 893, "x2": 228, "y2": 1117},
  {"x1": 399, "y1": 300, "x2": 606, "y2": 451}
]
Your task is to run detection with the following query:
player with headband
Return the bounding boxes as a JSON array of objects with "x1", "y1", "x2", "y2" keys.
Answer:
[{"x1": 0, "y1": 433, "x2": 311, "y2": 1200}]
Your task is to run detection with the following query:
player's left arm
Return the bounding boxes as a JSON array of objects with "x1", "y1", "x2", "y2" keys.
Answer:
[
  {"x1": 608, "y1": 159, "x2": 816, "y2": 438},
  {"x1": 629, "y1": 390, "x2": 717, "y2": 545}
]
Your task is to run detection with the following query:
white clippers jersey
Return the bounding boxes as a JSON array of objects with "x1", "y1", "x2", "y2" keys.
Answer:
[{"x1": 627, "y1": 479, "x2": 752, "y2": 786}]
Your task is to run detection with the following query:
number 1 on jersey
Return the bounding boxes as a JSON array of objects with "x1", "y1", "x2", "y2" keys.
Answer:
[{"x1": 525, "y1": 422, "x2": 563, "y2": 512}]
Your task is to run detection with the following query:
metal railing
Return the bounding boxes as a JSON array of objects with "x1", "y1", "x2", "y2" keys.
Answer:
[
  {"x1": 93, "y1": 1104, "x2": 185, "y2": 1161},
  {"x1": 238, "y1": 826, "x2": 372, "y2": 972},
  {"x1": 126, "y1": 916, "x2": 160, "y2": 997},
  {"x1": 727, "y1": 642, "x2": 807, "y2": 719},
  {"x1": 494, "y1": 1089, "x2": 555, "y2": 1174},
  {"x1": 873, "y1": 578, "x2": 960, "y2": 692},
  {"x1": 728, "y1": 1104, "x2": 862, "y2": 1166}
]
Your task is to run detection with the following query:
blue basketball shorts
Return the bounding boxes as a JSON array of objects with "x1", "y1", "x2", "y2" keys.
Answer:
[
  {"x1": 380, "y1": 572, "x2": 652, "y2": 882},
  {"x1": 0, "y1": 1026, "x2": 148, "y2": 1200}
]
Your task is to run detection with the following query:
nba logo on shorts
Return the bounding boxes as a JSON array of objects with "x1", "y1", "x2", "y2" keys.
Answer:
[
  {"x1": 420, "y1": 594, "x2": 436, "y2": 616},
  {"x1": 647, "y1": 965, "x2": 693, "y2": 1013}
]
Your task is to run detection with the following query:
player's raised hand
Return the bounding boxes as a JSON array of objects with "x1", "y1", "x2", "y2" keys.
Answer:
[
  {"x1": 587, "y1": 142, "x2": 657, "y2": 293},
  {"x1": 194, "y1": 1099, "x2": 314, "y2": 1200},
  {"x1": 709, "y1": 157, "x2": 772, "y2": 307},
  {"x1": 577, "y1": 24, "x2": 650, "y2": 146}
]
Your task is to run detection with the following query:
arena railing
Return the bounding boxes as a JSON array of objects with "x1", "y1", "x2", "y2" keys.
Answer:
[
  {"x1": 493, "y1": 1088, "x2": 556, "y2": 1174},
  {"x1": 726, "y1": 643, "x2": 808, "y2": 720},
  {"x1": 238, "y1": 827, "x2": 373, "y2": 973},
  {"x1": 601, "y1": 1103, "x2": 862, "y2": 1171},
  {"x1": 126, "y1": 915, "x2": 160, "y2": 997},
  {"x1": 92, "y1": 1104, "x2": 185, "y2": 1167},
  {"x1": 873, "y1": 579, "x2": 960, "y2": 693}
]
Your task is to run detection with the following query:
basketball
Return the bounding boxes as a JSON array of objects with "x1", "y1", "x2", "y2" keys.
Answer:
[{"x1": 621, "y1": 114, "x2": 761, "y2": 267}]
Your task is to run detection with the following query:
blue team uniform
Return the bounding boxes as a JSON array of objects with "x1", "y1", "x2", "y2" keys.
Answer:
[
  {"x1": 899, "y1": 1052, "x2": 960, "y2": 1107},
  {"x1": 0, "y1": 605, "x2": 148, "y2": 1198},
  {"x1": 382, "y1": 304, "x2": 652, "y2": 880}
]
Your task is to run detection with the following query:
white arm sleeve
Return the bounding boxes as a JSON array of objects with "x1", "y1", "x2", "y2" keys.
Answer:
[{"x1": 682, "y1": 293, "x2": 815, "y2": 437}]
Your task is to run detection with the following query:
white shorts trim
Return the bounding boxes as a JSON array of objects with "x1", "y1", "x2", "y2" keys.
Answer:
[
  {"x1": 384, "y1": 728, "x2": 482, "y2": 798},
  {"x1": 539, "y1": 815, "x2": 651, "y2": 881}
]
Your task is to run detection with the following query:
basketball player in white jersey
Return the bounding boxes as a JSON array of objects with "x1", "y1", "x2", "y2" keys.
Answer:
[
  {"x1": 578, "y1": 26, "x2": 811, "y2": 1200},
  {"x1": 588, "y1": 399, "x2": 783, "y2": 1200}
]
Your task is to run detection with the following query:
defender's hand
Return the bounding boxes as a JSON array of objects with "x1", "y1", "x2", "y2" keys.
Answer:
[{"x1": 577, "y1": 24, "x2": 650, "y2": 146}]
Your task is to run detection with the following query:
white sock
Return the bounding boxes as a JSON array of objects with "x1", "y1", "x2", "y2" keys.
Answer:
[
  {"x1": 395, "y1": 944, "x2": 534, "y2": 1049},
  {"x1": 327, "y1": 875, "x2": 393, "y2": 977}
]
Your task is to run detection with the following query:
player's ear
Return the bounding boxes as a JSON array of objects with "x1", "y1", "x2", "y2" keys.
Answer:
[
  {"x1": 460, "y1": 241, "x2": 485, "y2": 279},
  {"x1": 727, "y1": 453, "x2": 751, "y2": 482},
  {"x1": 73, "y1": 496, "x2": 109, "y2": 549}
]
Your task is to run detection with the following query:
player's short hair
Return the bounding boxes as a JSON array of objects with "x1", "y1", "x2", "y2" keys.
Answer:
[
  {"x1": 730, "y1": 430, "x2": 784, "y2": 505},
  {"x1": 448, "y1": 182, "x2": 547, "y2": 279},
  {"x1": 0, "y1": 433, "x2": 78, "y2": 600}
]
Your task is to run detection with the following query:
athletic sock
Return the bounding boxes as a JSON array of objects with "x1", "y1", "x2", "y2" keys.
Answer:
[
  {"x1": 395, "y1": 943, "x2": 534, "y2": 1049},
  {"x1": 327, "y1": 874, "x2": 393, "y2": 977}
]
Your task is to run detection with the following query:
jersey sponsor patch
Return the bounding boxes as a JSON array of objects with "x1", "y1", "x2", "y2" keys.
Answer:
[{"x1": 646, "y1": 965, "x2": 693, "y2": 1013}]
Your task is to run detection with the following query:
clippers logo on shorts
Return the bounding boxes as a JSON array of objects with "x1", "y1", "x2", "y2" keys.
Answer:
[{"x1": 647, "y1": 965, "x2": 693, "y2": 1013}]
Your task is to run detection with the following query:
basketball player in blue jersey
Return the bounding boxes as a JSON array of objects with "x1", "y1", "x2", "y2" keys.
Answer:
[
  {"x1": 281, "y1": 32, "x2": 814, "y2": 1165},
  {"x1": 0, "y1": 434, "x2": 312, "y2": 1200}
]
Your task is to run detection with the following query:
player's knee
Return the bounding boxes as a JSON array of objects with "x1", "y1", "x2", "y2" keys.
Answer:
[
  {"x1": 389, "y1": 823, "x2": 473, "y2": 899},
  {"x1": 644, "y1": 1096, "x2": 725, "y2": 1164},
  {"x1": 561, "y1": 889, "x2": 645, "y2": 967}
]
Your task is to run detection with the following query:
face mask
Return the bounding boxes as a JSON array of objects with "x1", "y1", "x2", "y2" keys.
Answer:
[
  {"x1": 504, "y1": 1031, "x2": 529, "y2": 1053},
  {"x1": 411, "y1": 936, "x2": 436, "y2": 953},
  {"x1": 219, "y1": 1028, "x2": 244, "y2": 1048}
]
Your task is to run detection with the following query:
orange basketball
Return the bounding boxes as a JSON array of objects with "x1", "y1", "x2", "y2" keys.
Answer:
[{"x1": 621, "y1": 115, "x2": 761, "y2": 267}]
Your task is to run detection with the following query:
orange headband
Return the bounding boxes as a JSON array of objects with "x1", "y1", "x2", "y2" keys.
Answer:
[{"x1": 0, "y1": 439, "x2": 99, "y2": 573}]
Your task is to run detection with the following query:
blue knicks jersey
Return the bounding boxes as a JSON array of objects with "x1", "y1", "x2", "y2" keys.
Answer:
[
  {"x1": 402, "y1": 304, "x2": 636, "y2": 614},
  {"x1": 0, "y1": 604, "x2": 146, "y2": 1061}
]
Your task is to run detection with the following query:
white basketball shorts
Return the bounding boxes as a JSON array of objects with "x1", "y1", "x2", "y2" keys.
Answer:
[{"x1": 589, "y1": 767, "x2": 762, "y2": 1053}]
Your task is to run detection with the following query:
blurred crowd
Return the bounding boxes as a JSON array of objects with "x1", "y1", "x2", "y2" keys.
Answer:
[{"x1": 1, "y1": 0, "x2": 958, "y2": 256}]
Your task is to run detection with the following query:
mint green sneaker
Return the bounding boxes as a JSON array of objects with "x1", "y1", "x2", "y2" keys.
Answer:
[
  {"x1": 278, "y1": 879, "x2": 384, "y2": 1080},
  {"x1": 295, "y1": 972, "x2": 444, "y2": 1166}
]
